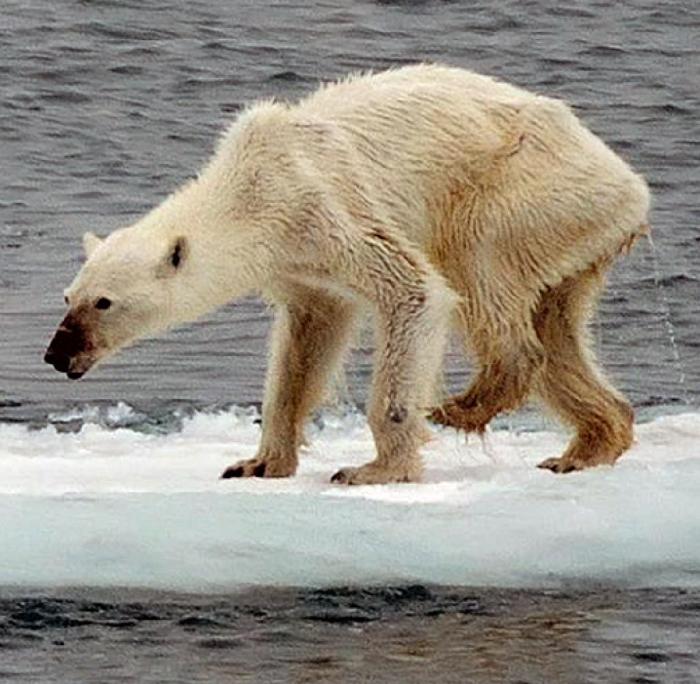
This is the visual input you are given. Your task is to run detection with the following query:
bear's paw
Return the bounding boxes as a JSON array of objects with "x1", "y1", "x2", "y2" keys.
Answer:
[
  {"x1": 331, "y1": 460, "x2": 422, "y2": 486},
  {"x1": 221, "y1": 454, "x2": 297, "y2": 479},
  {"x1": 537, "y1": 453, "x2": 618, "y2": 474}
]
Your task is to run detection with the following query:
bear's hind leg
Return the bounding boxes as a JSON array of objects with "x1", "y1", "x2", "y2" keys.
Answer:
[
  {"x1": 222, "y1": 288, "x2": 356, "y2": 479},
  {"x1": 430, "y1": 313, "x2": 545, "y2": 434},
  {"x1": 533, "y1": 266, "x2": 634, "y2": 473}
]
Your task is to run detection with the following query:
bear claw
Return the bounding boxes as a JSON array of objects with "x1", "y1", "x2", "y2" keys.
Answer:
[
  {"x1": 220, "y1": 456, "x2": 297, "y2": 479},
  {"x1": 331, "y1": 464, "x2": 420, "y2": 485},
  {"x1": 330, "y1": 469, "x2": 352, "y2": 485},
  {"x1": 537, "y1": 457, "x2": 582, "y2": 474},
  {"x1": 221, "y1": 465, "x2": 245, "y2": 479},
  {"x1": 538, "y1": 452, "x2": 619, "y2": 474}
]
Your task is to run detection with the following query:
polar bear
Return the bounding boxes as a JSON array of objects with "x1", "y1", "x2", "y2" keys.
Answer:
[{"x1": 45, "y1": 65, "x2": 650, "y2": 484}]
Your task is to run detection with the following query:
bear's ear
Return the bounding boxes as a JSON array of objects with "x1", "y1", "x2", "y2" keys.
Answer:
[
  {"x1": 157, "y1": 237, "x2": 188, "y2": 278},
  {"x1": 168, "y1": 237, "x2": 187, "y2": 270},
  {"x1": 83, "y1": 232, "x2": 103, "y2": 258}
]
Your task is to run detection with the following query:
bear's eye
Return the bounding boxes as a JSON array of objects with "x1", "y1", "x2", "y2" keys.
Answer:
[{"x1": 95, "y1": 297, "x2": 112, "y2": 310}]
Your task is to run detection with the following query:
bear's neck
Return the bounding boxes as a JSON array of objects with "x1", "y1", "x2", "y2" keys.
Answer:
[{"x1": 145, "y1": 176, "x2": 271, "y2": 313}]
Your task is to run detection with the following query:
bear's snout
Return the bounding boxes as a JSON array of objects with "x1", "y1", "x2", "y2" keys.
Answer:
[
  {"x1": 44, "y1": 347, "x2": 70, "y2": 373},
  {"x1": 44, "y1": 321, "x2": 90, "y2": 379}
]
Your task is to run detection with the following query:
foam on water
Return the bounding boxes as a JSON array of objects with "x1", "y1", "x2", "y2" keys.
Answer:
[{"x1": 1, "y1": 406, "x2": 699, "y2": 591}]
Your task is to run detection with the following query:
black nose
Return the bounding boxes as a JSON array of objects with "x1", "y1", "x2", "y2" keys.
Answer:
[
  {"x1": 45, "y1": 324, "x2": 84, "y2": 373},
  {"x1": 44, "y1": 349, "x2": 71, "y2": 373}
]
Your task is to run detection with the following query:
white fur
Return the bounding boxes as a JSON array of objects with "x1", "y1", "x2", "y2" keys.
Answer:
[{"x1": 59, "y1": 65, "x2": 650, "y2": 483}]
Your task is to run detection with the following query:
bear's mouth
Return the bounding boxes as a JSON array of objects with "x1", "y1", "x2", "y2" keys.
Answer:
[
  {"x1": 45, "y1": 315, "x2": 99, "y2": 380},
  {"x1": 43, "y1": 348, "x2": 93, "y2": 380}
]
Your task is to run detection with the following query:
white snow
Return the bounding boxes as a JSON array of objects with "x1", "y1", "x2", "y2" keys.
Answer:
[{"x1": 1, "y1": 406, "x2": 699, "y2": 591}]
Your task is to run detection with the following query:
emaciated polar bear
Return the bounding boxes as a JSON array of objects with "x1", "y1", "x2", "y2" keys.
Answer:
[{"x1": 45, "y1": 65, "x2": 650, "y2": 484}]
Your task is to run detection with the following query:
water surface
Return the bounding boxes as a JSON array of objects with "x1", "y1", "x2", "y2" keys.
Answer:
[{"x1": 1, "y1": 0, "x2": 698, "y2": 423}]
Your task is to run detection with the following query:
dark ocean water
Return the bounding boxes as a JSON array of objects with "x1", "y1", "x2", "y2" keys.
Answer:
[
  {"x1": 1, "y1": 585, "x2": 699, "y2": 684},
  {"x1": 1, "y1": 0, "x2": 698, "y2": 425},
  {"x1": 0, "y1": 585, "x2": 700, "y2": 684}
]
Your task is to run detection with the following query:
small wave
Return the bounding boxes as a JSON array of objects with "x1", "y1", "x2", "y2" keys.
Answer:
[
  {"x1": 109, "y1": 64, "x2": 145, "y2": 76},
  {"x1": 547, "y1": 7, "x2": 596, "y2": 18},
  {"x1": 172, "y1": 76, "x2": 246, "y2": 93},
  {"x1": 38, "y1": 90, "x2": 92, "y2": 105},
  {"x1": 580, "y1": 45, "x2": 628, "y2": 57},
  {"x1": 77, "y1": 22, "x2": 177, "y2": 42},
  {"x1": 639, "y1": 273, "x2": 698, "y2": 287},
  {"x1": 268, "y1": 70, "x2": 308, "y2": 83}
]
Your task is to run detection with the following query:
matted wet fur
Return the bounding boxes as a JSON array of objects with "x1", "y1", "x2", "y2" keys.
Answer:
[{"x1": 45, "y1": 65, "x2": 650, "y2": 484}]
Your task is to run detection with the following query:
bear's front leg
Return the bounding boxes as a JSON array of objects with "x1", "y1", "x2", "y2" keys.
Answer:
[
  {"x1": 222, "y1": 288, "x2": 356, "y2": 479},
  {"x1": 329, "y1": 244, "x2": 455, "y2": 485}
]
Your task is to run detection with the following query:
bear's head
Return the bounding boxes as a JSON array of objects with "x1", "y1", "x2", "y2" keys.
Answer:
[
  {"x1": 44, "y1": 104, "x2": 298, "y2": 379},
  {"x1": 44, "y1": 227, "x2": 191, "y2": 379}
]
